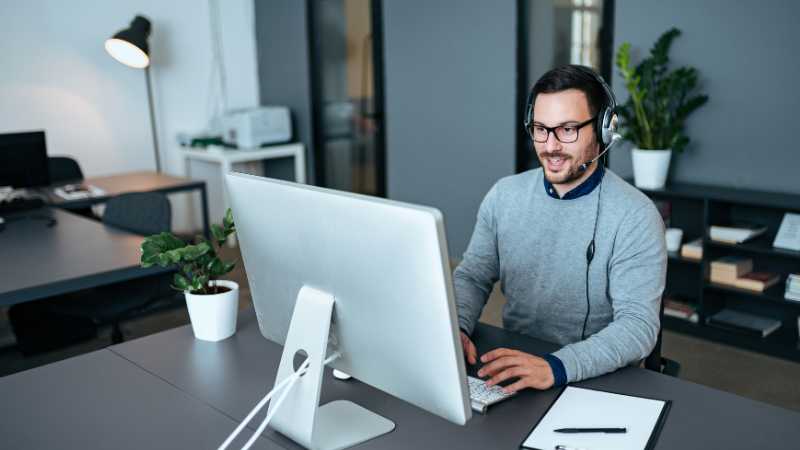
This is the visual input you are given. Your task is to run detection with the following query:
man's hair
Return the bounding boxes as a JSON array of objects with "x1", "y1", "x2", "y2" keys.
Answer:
[{"x1": 530, "y1": 65, "x2": 608, "y2": 120}]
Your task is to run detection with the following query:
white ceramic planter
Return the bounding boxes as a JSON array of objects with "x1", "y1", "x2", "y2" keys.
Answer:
[
  {"x1": 632, "y1": 147, "x2": 672, "y2": 190},
  {"x1": 185, "y1": 280, "x2": 239, "y2": 342}
]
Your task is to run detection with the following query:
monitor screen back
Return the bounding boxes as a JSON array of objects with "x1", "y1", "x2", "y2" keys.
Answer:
[{"x1": 0, "y1": 131, "x2": 50, "y2": 188}]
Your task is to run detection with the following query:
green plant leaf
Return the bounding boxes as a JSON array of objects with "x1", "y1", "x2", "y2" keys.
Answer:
[
  {"x1": 172, "y1": 273, "x2": 191, "y2": 291},
  {"x1": 211, "y1": 224, "x2": 226, "y2": 244}
]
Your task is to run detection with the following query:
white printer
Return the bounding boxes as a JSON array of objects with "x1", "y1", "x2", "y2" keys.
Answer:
[{"x1": 221, "y1": 106, "x2": 292, "y2": 148}]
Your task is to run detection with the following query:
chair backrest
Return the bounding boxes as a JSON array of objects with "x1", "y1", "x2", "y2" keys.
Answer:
[
  {"x1": 644, "y1": 297, "x2": 665, "y2": 372},
  {"x1": 48, "y1": 157, "x2": 84, "y2": 184},
  {"x1": 644, "y1": 295, "x2": 681, "y2": 376},
  {"x1": 103, "y1": 192, "x2": 171, "y2": 236}
]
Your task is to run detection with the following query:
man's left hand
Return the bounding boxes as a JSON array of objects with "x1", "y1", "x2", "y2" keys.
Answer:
[{"x1": 477, "y1": 348, "x2": 555, "y2": 393}]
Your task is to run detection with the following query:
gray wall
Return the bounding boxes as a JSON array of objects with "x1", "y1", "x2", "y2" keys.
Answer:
[
  {"x1": 254, "y1": 0, "x2": 314, "y2": 182},
  {"x1": 383, "y1": 0, "x2": 517, "y2": 258},
  {"x1": 611, "y1": 0, "x2": 800, "y2": 194}
]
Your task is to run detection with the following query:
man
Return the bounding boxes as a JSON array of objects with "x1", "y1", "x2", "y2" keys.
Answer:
[{"x1": 454, "y1": 65, "x2": 666, "y2": 393}]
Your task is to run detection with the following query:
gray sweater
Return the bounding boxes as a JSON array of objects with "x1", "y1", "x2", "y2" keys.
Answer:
[{"x1": 454, "y1": 168, "x2": 666, "y2": 383}]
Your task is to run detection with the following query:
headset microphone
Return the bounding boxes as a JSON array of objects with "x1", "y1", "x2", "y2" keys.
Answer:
[{"x1": 578, "y1": 133, "x2": 622, "y2": 172}]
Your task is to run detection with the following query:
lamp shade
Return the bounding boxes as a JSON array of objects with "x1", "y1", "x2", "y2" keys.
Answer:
[{"x1": 105, "y1": 15, "x2": 151, "y2": 69}]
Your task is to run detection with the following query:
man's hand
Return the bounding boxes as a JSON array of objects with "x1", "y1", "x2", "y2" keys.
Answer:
[
  {"x1": 460, "y1": 331, "x2": 478, "y2": 365},
  {"x1": 477, "y1": 348, "x2": 554, "y2": 393}
]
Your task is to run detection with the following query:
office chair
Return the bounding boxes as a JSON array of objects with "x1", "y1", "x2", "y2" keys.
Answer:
[
  {"x1": 644, "y1": 296, "x2": 681, "y2": 377},
  {"x1": 48, "y1": 156, "x2": 84, "y2": 183},
  {"x1": 30, "y1": 193, "x2": 178, "y2": 347},
  {"x1": 48, "y1": 156, "x2": 96, "y2": 219}
]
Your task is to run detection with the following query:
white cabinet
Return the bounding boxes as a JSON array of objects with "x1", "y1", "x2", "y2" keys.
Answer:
[{"x1": 182, "y1": 143, "x2": 306, "y2": 224}]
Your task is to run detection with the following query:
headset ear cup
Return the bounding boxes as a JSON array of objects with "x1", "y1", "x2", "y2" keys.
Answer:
[{"x1": 597, "y1": 107, "x2": 611, "y2": 145}]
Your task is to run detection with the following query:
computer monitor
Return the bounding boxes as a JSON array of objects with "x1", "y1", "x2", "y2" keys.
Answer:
[
  {"x1": 0, "y1": 131, "x2": 50, "y2": 189},
  {"x1": 225, "y1": 172, "x2": 471, "y2": 449}
]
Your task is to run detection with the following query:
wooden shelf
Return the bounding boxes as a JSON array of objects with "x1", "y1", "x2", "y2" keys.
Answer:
[
  {"x1": 636, "y1": 181, "x2": 800, "y2": 362},
  {"x1": 706, "y1": 234, "x2": 800, "y2": 260},
  {"x1": 667, "y1": 251, "x2": 702, "y2": 265},
  {"x1": 704, "y1": 282, "x2": 800, "y2": 308}
]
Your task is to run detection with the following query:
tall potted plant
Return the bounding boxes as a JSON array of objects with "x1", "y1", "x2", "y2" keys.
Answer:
[
  {"x1": 140, "y1": 208, "x2": 239, "y2": 342},
  {"x1": 615, "y1": 28, "x2": 709, "y2": 189}
]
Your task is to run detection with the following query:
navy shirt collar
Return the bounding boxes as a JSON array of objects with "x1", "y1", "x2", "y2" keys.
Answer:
[{"x1": 543, "y1": 164, "x2": 605, "y2": 200}]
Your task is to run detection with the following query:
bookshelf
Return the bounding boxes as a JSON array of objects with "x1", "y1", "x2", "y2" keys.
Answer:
[{"x1": 636, "y1": 180, "x2": 800, "y2": 362}]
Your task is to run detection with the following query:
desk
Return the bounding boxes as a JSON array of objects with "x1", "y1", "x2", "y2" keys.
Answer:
[
  {"x1": 0, "y1": 208, "x2": 169, "y2": 307},
  {"x1": 110, "y1": 309, "x2": 800, "y2": 449},
  {"x1": 47, "y1": 171, "x2": 210, "y2": 238},
  {"x1": 0, "y1": 348, "x2": 281, "y2": 449}
]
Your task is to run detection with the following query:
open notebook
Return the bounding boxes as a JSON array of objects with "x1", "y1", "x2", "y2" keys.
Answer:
[{"x1": 521, "y1": 386, "x2": 671, "y2": 450}]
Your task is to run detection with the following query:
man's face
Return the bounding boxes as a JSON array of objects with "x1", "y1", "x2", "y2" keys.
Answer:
[{"x1": 531, "y1": 89, "x2": 599, "y2": 186}]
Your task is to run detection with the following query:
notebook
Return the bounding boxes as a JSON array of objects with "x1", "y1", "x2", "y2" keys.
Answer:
[{"x1": 521, "y1": 386, "x2": 670, "y2": 450}]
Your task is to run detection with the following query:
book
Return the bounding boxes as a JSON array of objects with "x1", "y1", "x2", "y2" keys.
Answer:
[
  {"x1": 731, "y1": 272, "x2": 781, "y2": 292},
  {"x1": 664, "y1": 298, "x2": 699, "y2": 323},
  {"x1": 773, "y1": 213, "x2": 800, "y2": 251},
  {"x1": 706, "y1": 309, "x2": 782, "y2": 338},
  {"x1": 680, "y1": 237, "x2": 703, "y2": 260},
  {"x1": 710, "y1": 223, "x2": 768, "y2": 244},
  {"x1": 710, "y1": 256, "x2": 753, "y2": 283},
  {"x1": 53, "y1": 184, "x2": 105, "y2": 201}
]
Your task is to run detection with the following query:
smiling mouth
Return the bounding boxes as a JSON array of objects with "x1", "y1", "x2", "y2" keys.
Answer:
[{"x1": 543, "y1": 154, "x2": 569, "y2": 171}]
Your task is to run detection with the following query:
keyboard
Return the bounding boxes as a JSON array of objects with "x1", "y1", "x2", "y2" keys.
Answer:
[{"x1": 468, "y1": 375, "x2": 516, "y2": 414}]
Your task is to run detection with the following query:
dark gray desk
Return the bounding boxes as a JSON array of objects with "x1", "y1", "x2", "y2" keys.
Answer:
[
  {"x1": 0, "y1": 348, "x2": 281, "y2": 449},
  {"x1": 111, "y1": 309, "x2": 800, "y2": 449},
  {"x1": 0, "y1": 208, "x2": 168, "y2": 307}
]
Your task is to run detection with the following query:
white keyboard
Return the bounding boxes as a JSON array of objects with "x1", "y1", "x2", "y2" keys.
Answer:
[{"x1": 468, "y1": 375, "x2": 515, "y2": 414}]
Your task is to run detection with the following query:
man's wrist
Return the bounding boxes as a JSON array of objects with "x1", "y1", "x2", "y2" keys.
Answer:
[{"x1": 542, "y1": 353, "x2": 567, "y2": 387}]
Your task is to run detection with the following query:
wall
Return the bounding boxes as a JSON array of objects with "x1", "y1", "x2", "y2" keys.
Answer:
[
  {"x1": 0, "y1": 0, "x2": 259, "y2": 230},
  {"x1": 382, "y1": 0, "x2": 517, "y2": 258},
  {"x1": 612, "y1": 0, "x2": 800, "y2": 194},
  {"x1": 253, "y1": 0, "x2": 314, "y2": 183}
]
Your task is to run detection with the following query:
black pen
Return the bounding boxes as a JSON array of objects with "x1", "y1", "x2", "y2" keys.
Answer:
[{"x1": 554, "y1": 427, "x2": 627, "y2": 433}]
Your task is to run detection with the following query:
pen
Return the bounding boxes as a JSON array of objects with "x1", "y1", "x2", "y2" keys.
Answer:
[
  {"x1": 555, "y1": 445, "x2": 589, "y2": 450},
  {"x1": 554, "y1": 427, "x2": 626, "y2": 433}
]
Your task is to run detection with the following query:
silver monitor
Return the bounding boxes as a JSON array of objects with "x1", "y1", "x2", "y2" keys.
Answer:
[{"x1": 225, "y1": 172, "x2": 471, "y2": 450}]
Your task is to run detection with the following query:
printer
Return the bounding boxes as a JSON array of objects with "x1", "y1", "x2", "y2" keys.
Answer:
[{"x1": 221, "y1": 106, "x2": 292, "y2": 148}]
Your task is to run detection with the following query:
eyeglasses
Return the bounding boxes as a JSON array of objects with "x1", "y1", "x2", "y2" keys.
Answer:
[{"x1": 528, "y1": 116, "x2": 596, "y2": 143}]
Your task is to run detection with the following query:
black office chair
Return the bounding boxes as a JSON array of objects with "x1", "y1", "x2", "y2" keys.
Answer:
[
  {"x1": 48, "y1": 156, "x2": 95, "y2": 219},
  {"x1": 48, "y1": 156, "x2": 84, "y2": 183},
  {"x1": 13, "y1": 193, "x2": 179, "y2": 350},
  {"x1": 644, "y1": 296, "x2": 681, "y2": 377}
]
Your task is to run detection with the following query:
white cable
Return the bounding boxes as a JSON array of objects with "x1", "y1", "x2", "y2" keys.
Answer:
[
  {"x1": 242, "y1": 352, "x2": 342, "y2": 450},
  {"x1": 218, "y1": 352, "x2": 342, "y2": 450},
  {"x1": 217, "y1": 359, "x2": 309, "y2": 450}
]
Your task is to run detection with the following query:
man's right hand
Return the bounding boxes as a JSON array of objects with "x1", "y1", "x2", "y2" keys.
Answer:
[{"x1": 460, "y1": 331, "x2": 478, "y2": 365}]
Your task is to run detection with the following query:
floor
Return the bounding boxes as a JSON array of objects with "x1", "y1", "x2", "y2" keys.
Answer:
[{"x1": 1, "y1": 246, "x2": 799, "y2": 413}]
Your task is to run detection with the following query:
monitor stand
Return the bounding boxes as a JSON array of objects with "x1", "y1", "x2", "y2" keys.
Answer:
[{"x1": 267, "y1": 286, "x2": 395, "y2": 450}]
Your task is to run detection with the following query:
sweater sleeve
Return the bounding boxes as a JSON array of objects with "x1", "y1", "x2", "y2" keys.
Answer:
[
  {"x1": 453, "y1": 184, "x2": 500, "y2": 336},
  {"x1": 553, "y1": 203, "x2": 666, "y2": 382}
]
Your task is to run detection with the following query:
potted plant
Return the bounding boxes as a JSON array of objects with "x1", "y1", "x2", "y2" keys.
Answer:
[
  {"x1": 615, "y1": 28, "x2": 709, "y2": 189},
  {"x1": 140, "y1": 208, "x2": 239, "y2": 342}
]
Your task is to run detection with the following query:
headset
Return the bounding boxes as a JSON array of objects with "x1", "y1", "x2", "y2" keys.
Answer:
[{"x1": 523, "y1": 66, "x2": 620, "y2": 340}]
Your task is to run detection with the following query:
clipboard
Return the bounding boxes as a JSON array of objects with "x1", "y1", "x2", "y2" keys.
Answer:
[{"x1": 519, "y1": 386, "x2": 671, "y2": 450}]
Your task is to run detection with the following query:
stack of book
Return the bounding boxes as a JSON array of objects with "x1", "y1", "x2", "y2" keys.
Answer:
[
  {"x1": 663, "y1": 295, "x2": 699, "y2": 323},
  {"x1": 786, "y1": 274, "x2": 800, "y2": 302},
  {"x1": 709, "y1": 256, "x2": 781, "y2": 292},
  {"x1": 680, "y1": 237, "x2": 703, "y2": 260},
  {"x1": 706, "y1": 309, "x2": 782, "y2": 338},
  {"x1": 709, "y1": 223, "x2": 767, "y2": 244}
]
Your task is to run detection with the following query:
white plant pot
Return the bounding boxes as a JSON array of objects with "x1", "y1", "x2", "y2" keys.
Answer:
[
  {"x1": 184, "y1": 280, "x2": 239, "y2": 342},
  {"x1": 632, "y1": 148, "x2": 672, "y2": 190}
]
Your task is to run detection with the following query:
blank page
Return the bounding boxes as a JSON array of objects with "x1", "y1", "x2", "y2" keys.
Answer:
[{"x1": 522, "y1": 386, "x2": 667, "y2": 450}]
